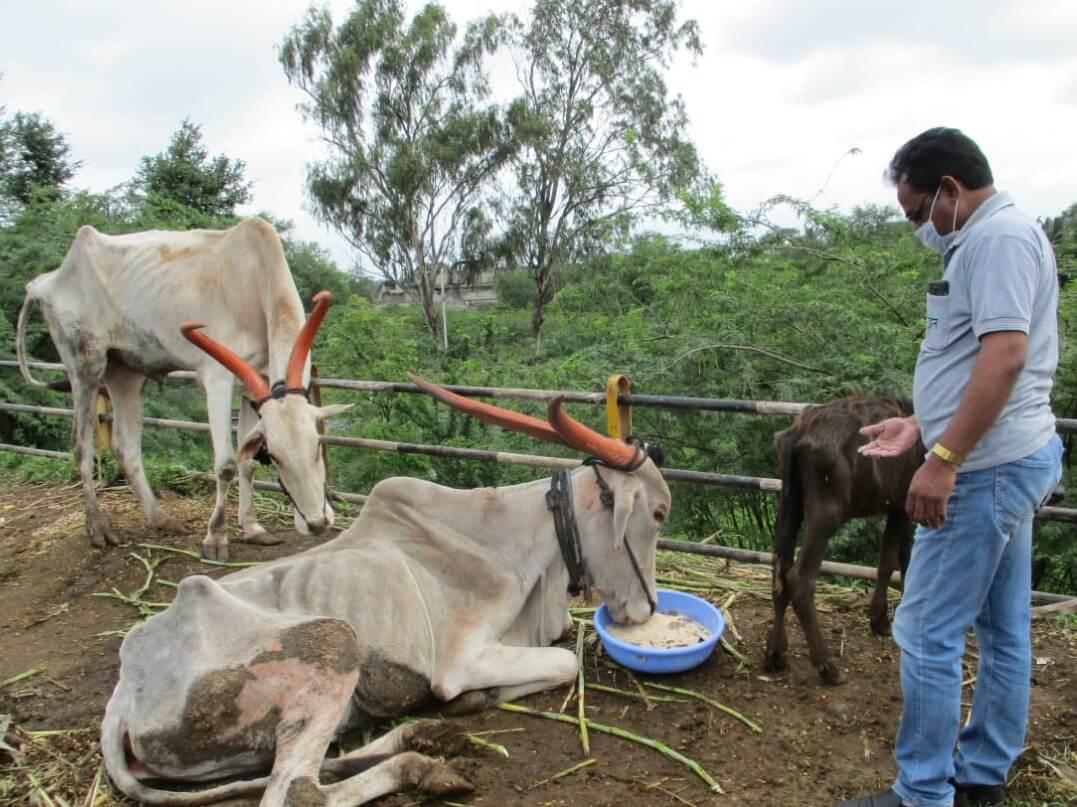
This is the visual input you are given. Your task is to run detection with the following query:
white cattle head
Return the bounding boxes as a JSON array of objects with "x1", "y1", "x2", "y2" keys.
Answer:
[
  {"x1": 574, "y1": 459, "x2": 669, "y2": 624},
  {"x1": 182, "y1": 292, "x2": 351, "y2": 535},
  {"x1": 410, "y1": 374, "x2": 671, "y2": 626}
]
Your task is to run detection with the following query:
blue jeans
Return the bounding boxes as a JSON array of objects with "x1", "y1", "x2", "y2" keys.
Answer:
[{"x1": 891, "y1": 435, "x2": 1063, "y2": 807}]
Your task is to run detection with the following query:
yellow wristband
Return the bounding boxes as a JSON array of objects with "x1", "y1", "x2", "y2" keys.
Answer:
[{"x1": 931, "y1": 442, "x2": 964, "y2": 466}]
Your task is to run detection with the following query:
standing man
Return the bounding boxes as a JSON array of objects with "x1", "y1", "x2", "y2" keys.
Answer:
[{"x1": 836, "y1": 128, "x2": 1064, "y2": 807}]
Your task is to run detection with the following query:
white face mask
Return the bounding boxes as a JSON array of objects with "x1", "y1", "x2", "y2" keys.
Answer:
[
  {"x1": 914, "y1": 185, "x2": 960, "y2": 254},
  {"x1": 916, "y1": 221, "x2": 955, "y2": 254}
]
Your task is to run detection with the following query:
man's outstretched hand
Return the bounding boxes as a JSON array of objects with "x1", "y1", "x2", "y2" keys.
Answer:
[{"x1": 858, "y1": 416, "x2": 920, "y2": 458}]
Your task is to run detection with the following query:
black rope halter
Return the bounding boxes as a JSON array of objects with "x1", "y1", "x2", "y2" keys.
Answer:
[
  {"x1": 250, "y1": 380, "x2": 312, "y2": 413},
  {"x1": 546, "y1": 469, "x2": 591, "y2": 600}
]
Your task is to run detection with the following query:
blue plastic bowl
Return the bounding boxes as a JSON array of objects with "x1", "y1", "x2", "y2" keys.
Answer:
[{"x1": 594, "y1": 589, "x2": 725, "y2": 674}]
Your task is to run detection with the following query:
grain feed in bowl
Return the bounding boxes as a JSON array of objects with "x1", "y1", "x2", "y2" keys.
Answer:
[{"x1": 606, "y1": 611, "x2": 711, "y2": 649}]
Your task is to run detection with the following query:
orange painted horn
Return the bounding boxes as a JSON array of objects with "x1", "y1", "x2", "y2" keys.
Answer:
[
  {"x1": 285, "y1": 290, "x2": 333, "y2": 389},
  {"x1": 181, "y1": 323, "x2": 271, "y2": 401},
  {"x1": 409, "y1": 373, "x2": 572, "y2": 447},
  {"x1": 547, "y1": 396, "x2": 644, "y2": 469}
]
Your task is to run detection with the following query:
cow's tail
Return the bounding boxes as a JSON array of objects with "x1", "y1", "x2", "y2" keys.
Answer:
[
  {"x1": 15, "y1": 296, "x2": 52, "y2": 389},
  {"x1": 16, "y1": 294, "x2": 73, "y2": 392},
  {"x1": 100, "y1": 697, "x2": 270, "y2": 806},
  {"x1": 773, "y1": 431, "x2": 803, "y2": 586}
]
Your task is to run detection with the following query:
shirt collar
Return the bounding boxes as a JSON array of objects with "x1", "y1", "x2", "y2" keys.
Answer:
[{"x1": 947, "y1": 190, "x2": 1013, "y2": 253}]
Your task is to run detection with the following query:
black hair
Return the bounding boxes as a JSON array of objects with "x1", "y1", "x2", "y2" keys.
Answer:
[{"x1": 885, "y1": 127, "x2": 994, "y2": 192}]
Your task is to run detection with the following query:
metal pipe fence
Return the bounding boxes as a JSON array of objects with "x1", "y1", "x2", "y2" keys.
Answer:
[
  {"x1": 2, "y1": 360, "x2": 1075, "y2": 600},
  {"x1": 5, "y1": 360, "x2": 1074, "y2": 432},
  {"x1": 655, "y1": 540, "x2": 1074, "y2": 607},
  {"x1": 0, "y1": 390, "x2": 1073, "y2": 523}
]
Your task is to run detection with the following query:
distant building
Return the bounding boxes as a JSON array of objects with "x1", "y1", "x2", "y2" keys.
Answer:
[{"x1": 373, "y1": 263, "x2": 498, "y2": 307}]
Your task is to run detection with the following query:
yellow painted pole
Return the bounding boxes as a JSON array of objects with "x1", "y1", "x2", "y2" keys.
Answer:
[
  {"x1": 605, "y1": 374, "x2": 632, "y2": 439},
  {"x1": 94, "y1": 387, "x2": 113, "y2": 455}
]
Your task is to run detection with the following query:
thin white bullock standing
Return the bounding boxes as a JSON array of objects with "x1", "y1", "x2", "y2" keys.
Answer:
[
  {"x1": 15, "y1": 218, "x2": 350, "y2": 558},
  {"x1": 100, "y1": 376, "x2": 672, "y2": 806}
]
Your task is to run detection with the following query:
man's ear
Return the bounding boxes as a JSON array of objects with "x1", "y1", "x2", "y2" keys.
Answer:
[
  {"x1": 316, "y1": 403, "x2": 353, "y2": 421},
  {"x1": 611, "y1": 476, "x2": 641, "y2": 551},
  {"x1": 235, "y1": 422, "x2": 266, "y2": 464}
]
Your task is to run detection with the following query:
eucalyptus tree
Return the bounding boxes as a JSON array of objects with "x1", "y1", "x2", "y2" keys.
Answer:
[
  {"x1": 280, "y1": 0, "x2": 512, "y2": 347},
  {"x1": 498, "y1": 0, "x2": 706, "y2": 346}
]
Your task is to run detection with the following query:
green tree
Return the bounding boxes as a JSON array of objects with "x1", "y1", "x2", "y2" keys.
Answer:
[
  {"x1": 0, "y1": 111, "x2": 80, "y2": 207},
  {"x1": 279, "y1": 0, "x2": 513, "y2": 348},
  {"x1": 130, "y1": 118, "x2": 251, "y2": 220},
  {"x1": 496, "y1": 0, "x2": 706, "y2": 346},
  {"x1": 1041, "y1": 202, "x2": 1076, "y2": 280}
]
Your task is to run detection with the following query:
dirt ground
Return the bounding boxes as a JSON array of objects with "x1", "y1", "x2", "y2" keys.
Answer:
[{"x1": 1, "y1": 480, "x2": 1074, "y2": 807}]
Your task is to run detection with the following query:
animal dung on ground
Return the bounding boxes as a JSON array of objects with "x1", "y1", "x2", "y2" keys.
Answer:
[{"x1": 606, "y1": 611, "x2": 710, "y2": 649}]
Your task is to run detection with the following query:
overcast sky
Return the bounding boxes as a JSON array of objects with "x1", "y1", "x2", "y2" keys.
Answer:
[{"x1": 3, "y1": 0, "x2": 1076, "y2": 272}]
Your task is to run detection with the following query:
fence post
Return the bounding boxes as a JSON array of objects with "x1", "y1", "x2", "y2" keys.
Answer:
[
  {"x1": 310, "y1": 362, "x2": 331, "y2": 486},
  {"x1": 94, "y1": 388, "x2": 112, "y2": 455},
  {"x1": 605, "y1": 374, "x2": 632, "y2": 439}
]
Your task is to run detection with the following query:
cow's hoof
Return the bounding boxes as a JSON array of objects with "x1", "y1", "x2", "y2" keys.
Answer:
[
  {"x1": 407, "y1": 721, "x2": 471, "y2": 757},
  {"x1": 763, "y1": 650, "x2": 787, "y2": 673},
  {"x1": 201, "y1": 541, "x2": 229, "y2": 562},
  {"x1": 284, "y1": 776, "x2": 327, "y2": 807},
  {"x1": 241, "y1": 525, "x2": 283, "y2": 546},
  {"x1": 418, "y1": 761, "x2": 473, "y2": 797},
  {"x1": 88, "y1": 521, "x2": 118, "y2": 548},
  {"x1": 819, "y1": 661, "x2": 846, "y2": 686}
]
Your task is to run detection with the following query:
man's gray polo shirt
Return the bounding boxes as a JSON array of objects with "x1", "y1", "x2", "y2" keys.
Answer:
[{"x1": 913, "y1": 191, "x2": 1058, "y2": 471}]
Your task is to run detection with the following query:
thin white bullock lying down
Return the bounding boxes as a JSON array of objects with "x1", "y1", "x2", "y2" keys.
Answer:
[{"x1": 101, "y1": 375, "x2": 671, "y2": 806}]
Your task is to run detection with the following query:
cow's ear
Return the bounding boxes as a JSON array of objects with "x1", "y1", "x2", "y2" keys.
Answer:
[
  {"x1": 316, "y1": 403, "x2": 353, "y2": 421},
  {"x1": 611, "y1": 475, "x2": 641, "y2": 550},
  {"x1": 235, "y1": 423, "x2": 266, "y2": 464}
]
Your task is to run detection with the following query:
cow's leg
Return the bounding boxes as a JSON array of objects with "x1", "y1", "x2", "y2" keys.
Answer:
[
  {"x1": 185, "y1": 616, "x2": 361, "y2": 807},
  {"x1": 202, "y1": 372, "x2": 237, "y2": 561},
  {"x1": 236, "y1": 399, "x2": 280, "y2": 546},
  {"x1": 869, "y1": 511, "x2": 908, "y2": 636},
  {"x1": 788, "y1": 505, "x2": 845, "y2": 685},
  {"x1": 765, "y1": 490, "x2": 803, "y2": 674},
  {"x1": 317, "y1": 752, "x2": 472, "y2": 807},
  {"x1": 256, "y1": 625, "x2": 469, "y2": 807},
  {"x1": 60, "y1": 345, "x2": 116, "y2": 548},
  {"x1": 321, "y1": 723, "x2": 430, "y2": 777},
  {"x1": 437, "y1": 680, "x2": 571, "y2": 714},
  {"x1": 103, "y1": 363, "x2": 182, "y2": 533},
  {"x1": 431, "y1": 643, "x2": 577, "y2": 703},
  {"x1": 320, "y1": 721, "x2": 469, "y2": 779}
]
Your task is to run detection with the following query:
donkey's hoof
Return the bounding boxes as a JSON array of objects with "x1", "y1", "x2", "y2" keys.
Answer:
[
  {"x1": 818, "y1": 661, "x2": 846, "y2": 686},
  {"x1": 870, "y1": 613, "x2": 892, "y2": 637},
  {"x1": 763, "y1": 650, "x2": 788, "y2": 673}
]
